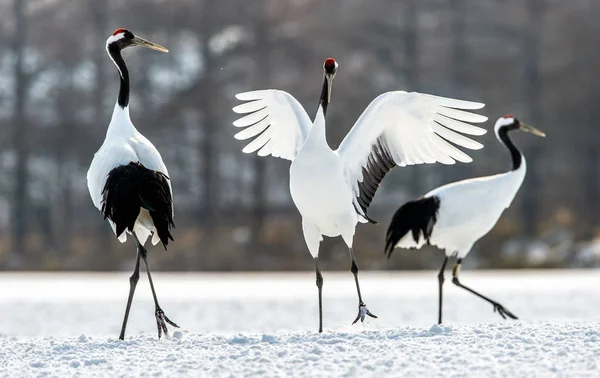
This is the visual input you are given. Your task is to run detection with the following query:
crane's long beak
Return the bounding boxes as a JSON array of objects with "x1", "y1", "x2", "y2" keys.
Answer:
[
  {"x1": 132, "y1": 36, "x2": 169, "y2": 53},
  {"x1": 519, "y1": 123, "x2": 545, "y2": 137},
  {"x1": 326, "y1": 74, "x2": 334, "y2": 103}
]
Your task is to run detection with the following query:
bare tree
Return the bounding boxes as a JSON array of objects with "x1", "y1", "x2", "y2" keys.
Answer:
[
  {"x1": 10, "y1": 0, "x2": 29, "y2": 264},
  {"x1": 0, "y1": 0, "x2": 597, "y2": 270},
  {"x1": 520, "y1": 0, "x2": 545, "y2": 236}
]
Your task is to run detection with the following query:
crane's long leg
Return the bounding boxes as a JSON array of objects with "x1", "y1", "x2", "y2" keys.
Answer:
[
  {"x1": 437, "y1": 256, "x2": 448, "y2": 325},
  {"x1": 451, "y1": 259, "x2": 518, "y2": 320},
  {"x1": 133, "y1": 234, "x2": 179, "y2": 339},
  {"x1": 349, "y1": 248, "x2": 377, "y2": 325},
  {"x1": 118, "y1": 249, "x2": 141, "y2": 340},
  {"x1": 302, "y1": 220, "x2": 327, "y2": 333},
  {"x1": 314, "y1": 258, "x2": 324, "y2": 333}
]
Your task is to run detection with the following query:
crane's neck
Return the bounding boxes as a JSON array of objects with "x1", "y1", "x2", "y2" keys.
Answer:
[
  {"x1": 318, "y1": 74, "x2": 330, "y2": 117},
  {"x1": 107, "y1": 45, "x2": 130, "y2": 109},
  {"x1": 106, "y1": 45, "x2": 136, "y2": 138},
  {"x1": 497, "y1": 126, "x2": 523, "y2": 171},
  {"x1": 304, "y1": 75, "x2": 331, "y2": 147}
]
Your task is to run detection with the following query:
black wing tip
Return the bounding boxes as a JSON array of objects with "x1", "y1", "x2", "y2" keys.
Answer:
[
  {"x1": 384, "y1": 196, "x2": 440, "y2": 258},
  {"x1": 384, "y1": 245, "x2": 394, "y2": 259},
  {"x1": 157, "y1": 221, "x2": 176, "y2": 250},
  {"x1": 159, "y1": 234, "x2": 174, "y2": 250},
  {"x1": 384, "y1": 229, "x2": 397, "y2": 259},
  {"x1": 365, "y1": 214, "x2": 378, "y2": 224}
]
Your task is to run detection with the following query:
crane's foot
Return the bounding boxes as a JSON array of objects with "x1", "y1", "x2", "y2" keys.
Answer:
[
  {"x1": 155, "y1": 307, "x2": 179, "y2": 339},
  {"x1": 492, "y1": 302, "x2": 518, "y2": 320},
  {"x1": 352, "y1": 303, "x2": 378, "y2": 325}
]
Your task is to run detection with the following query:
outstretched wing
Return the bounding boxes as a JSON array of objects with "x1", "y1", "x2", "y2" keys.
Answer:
[
  {"x1": 233, "y1": 90, "x2": 313, "y2": 161},
  {"x1": 336, "y1": 91, "x2": 487, "y2": 221}
]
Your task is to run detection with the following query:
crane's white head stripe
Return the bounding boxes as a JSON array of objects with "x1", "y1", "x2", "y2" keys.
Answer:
[
  {"x1": 106, "y1": 33, "x2": 126, "y2": 78},
  {"x1": 494, "y1": 116, "x2": 515, "y2": 141},
  {"x1": 106, "y1": 32, "x2": 126, "y2": 46}
]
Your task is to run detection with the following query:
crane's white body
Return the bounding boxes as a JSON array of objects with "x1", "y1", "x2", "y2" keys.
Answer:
[
  {"x1": 233, "y1": 90, "x2": 488, "y2": 257},
  {"x1": 87, "y1": 104, "x2": 171, "y2": 246},
  {"x1": 289, "y1": 108, "x2": 359, "y2": 255},
  {"x1": 395, "y1": 159, "x2": 526, "y2": 258}
]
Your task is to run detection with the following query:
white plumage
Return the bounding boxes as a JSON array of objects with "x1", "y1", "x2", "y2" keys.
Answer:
[
  {"x1": 337, "y1": 91, "x2": 487, "y2": 221},
  {"x1": 234, "y1": 90, "x2": 312, "y2": 160},
  {"x1": 393, "y1": 162, "x2": 526, "y2": 258},
  {"x1": 86, "y1": 28, "x2": 177, "y2": 340},
  {"x1": 234, "y1": 90, "x2": 487, "y2": 239},
  {"x1": 233, "y1": 58, "x2": 488, "y2": 332},
  {"x1": 87, "y1": 104, "x2": 171, "y2": 246},
  {"x1": 386, "y1": 115, "x2": 545, "y2": 324}
]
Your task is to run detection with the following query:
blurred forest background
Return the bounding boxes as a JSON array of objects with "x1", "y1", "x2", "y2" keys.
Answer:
[{"x1": 0, "y1": 0, "x2": 599, "y2": 271}]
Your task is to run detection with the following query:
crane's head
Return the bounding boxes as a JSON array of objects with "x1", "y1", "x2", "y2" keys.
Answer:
[
  {"x1": 106, "y1": 28, "x2": 168, "y2": 53},
  {"x1": 323, "y1": 58, "x2": 338, "y2": 103},
  {"x1": 324, "y1": 58, "x2": 338, "y2": 76},
  {"x1": 494, "y1": 114, "x2": 545, "y2": 141}
]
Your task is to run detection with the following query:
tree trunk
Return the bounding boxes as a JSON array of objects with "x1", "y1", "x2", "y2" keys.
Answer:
[
  {"x1": 448, "y1": 0, "x2": 473, "y2": 182},
  {"x1": 250, "y1": 10, "x2": 270, "y2": 264},
  {"x1": 402, "y1": 0, "x2": 424, "y2": 195},
  {"x1": 11, "y1": 0, "x2": 28, "y2": 264},
  {"x1": 521, "y1": 0, "x2": 545, "y2": 236},
  {"x1": 90, "y1": 0, "x2": 113, "y2": 264},
  {"x1": 201, "y1": 42, "x2": 220, "y2": 223}
]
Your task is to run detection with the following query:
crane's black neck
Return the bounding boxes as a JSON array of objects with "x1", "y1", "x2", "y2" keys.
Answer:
[
  {"x1": 318, "y1": 75, "x2": 330, "y2": 116},
  {"x1": 497, "y1": 126, "x2": 522, "y2": 170},
  {"x1": 108, "y1": 45, "x2": 130, "y2": 109}
]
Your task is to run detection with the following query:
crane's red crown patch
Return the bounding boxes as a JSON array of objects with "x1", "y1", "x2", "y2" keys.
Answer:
[
  {"x1": 324, "y1": 58, "x2": 336, "y2": 69},
  {"x1": 503, "y1": 114, "x2": 515, "y2": 119},
  {"x1": 112, "y1": 28, "x2": 127, "y2": 36}
]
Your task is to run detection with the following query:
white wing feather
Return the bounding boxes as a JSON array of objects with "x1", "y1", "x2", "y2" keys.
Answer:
[
  {"x1": 336, "y1": 91, "x2": 487, "y2": 218},
  {"x1": 233, "y1": 90, "x2": 313, "y2": 161},
  {"x1": 87, "y1": 140, "x2": 138, "y2": 211},
  {"x1": 87, "y1": 140, "x2": 138, "y2": 243}
]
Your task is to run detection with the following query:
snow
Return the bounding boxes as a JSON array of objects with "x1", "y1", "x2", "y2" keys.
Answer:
[{"x1": 1, "y1": 270, "x2": 599, "y2": 377}]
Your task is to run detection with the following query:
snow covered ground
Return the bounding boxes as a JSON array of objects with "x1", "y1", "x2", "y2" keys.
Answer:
[{"x1": 1, "y1": 270, "x2": 599, "y2": 377}]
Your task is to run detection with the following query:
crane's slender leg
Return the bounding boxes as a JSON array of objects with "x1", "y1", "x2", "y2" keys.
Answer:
[
  {"x1": 437, "y1": 256, "x2": 448, "y2": 325},
  {"x1": 451, "y1": 259, "x2": 518, "y2": 320},
  {"x1": 118, "y1": 250, "x2": 141, "y2": 340},
  {"x1": 314, "y1": 257, "x2": 324, "y2": 333},
  {"x1": 349, "y1": 248, "x2": 378, "y2": 325},
  {"x1": 302, "y1": 219, "x2": 326, "y2": 333},
  {"x1": 133, "y1": 234, "x2": 179, "y2": 339}
]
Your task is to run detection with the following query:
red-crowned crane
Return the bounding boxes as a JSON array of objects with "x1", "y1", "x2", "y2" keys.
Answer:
[
  {"x1": 87, "y1": 28, "x2": 177, "y2": 340},
  {"x1": 386, "y1": 115, "x2": 545, "y2": 325},
  {"x1": 233, "y1": 58, "x2": 487, "y2": 332}
]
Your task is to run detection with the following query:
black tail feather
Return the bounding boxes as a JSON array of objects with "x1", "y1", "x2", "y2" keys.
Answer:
[
  {"x1": 385, "y1": 196, "x2": 440, "y2": 259},
  {"x1": 101, "y1": 161, "x2": 175, "y2": 249}
]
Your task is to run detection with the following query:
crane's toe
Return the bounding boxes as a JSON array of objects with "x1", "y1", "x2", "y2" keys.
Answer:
[
  {"x1": 155, "y1": 307, "x2": 179, "y2": 339},
  {"x1": 493, "y1": 303, "x2": 518, "y2": 320},
  {"x1": 352, "y1": 304, "x2": 378, "y2": 325}
]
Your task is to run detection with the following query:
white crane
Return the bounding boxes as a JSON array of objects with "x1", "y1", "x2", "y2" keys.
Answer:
[
  {"x1": 87, "y1": 28, "x2": 177, "y2": 340},
  {"x1": 386, "y1": 115, "x2": 545, "y2": 325},
  {"x1": 233, "y1": 58, "x2": 488, "y2": 332}
]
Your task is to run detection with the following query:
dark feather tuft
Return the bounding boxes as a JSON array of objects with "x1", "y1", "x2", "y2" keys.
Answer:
[
  {"x1": 354, "y1": 136, "x2": 396, "y2": 222},
  {"x1": 385, "y1": 196, "x2": 440, "y2": 258},
  {"x1": 101, "y1": 161, "x2": 175, "y2": 249}
]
